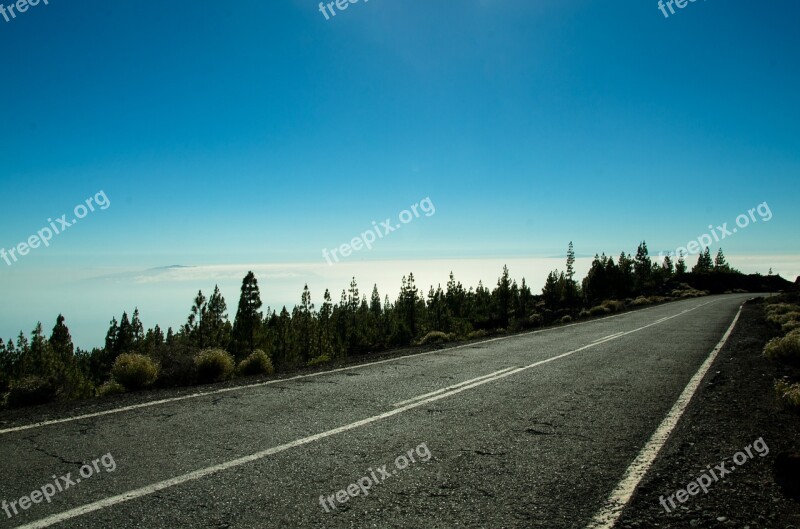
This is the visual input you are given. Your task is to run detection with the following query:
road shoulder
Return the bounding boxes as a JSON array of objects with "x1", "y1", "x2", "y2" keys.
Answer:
[{"x1": 617, "y1": 299, "x2": 800, "y2": 528}]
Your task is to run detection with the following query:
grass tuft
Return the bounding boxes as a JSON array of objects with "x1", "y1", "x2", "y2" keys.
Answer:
[
  {"x1": 775, "y1": 379, "x2": 800, "y2": 410},
  {"x1": 111, "y1": 353, "x2": 158, "y2": 391},
  {"x1": 195, "y1": 348, "x2": 235, "y2": 383},
  {"x1": 237, "y1": 350, "x2": 275, "y2": 376},
  {"x1": 764, "y1": 331, "x2": 800, "y2": 365}
]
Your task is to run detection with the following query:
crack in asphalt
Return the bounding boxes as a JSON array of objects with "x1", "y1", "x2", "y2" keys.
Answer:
[
  {"x1": 525, "y1": 428, "x2": 554, "y2": 435},
  {"x1": 23, "y1": 436, "x2": 83, "y2": 466},
  {"x1": 272, "y1": 386, "x2": 302, "y2": 392},
  {"x1": 460, "y1": 449, "x2": 508, "y2": 456},
  {"x1": 76, "y1": 421, "x2": 94, "y2": 435},
  {"x1": 294, "y1": 379, "x2": 340, "y2": 385}
]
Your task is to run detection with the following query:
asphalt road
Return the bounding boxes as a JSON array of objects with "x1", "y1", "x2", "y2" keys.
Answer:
[{"x1": 0, "y1": 294, "x2": 753, "y2": 529}]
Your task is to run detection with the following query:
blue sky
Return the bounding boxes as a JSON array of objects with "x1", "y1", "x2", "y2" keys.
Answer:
[{"x1": 1, "y1": 0, "x2": 798, "y2": 348}]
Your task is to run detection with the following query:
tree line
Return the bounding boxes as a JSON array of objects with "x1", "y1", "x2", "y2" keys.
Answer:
[{"x1": 0, "y1": 242, "x2": 752, "y2": 407}]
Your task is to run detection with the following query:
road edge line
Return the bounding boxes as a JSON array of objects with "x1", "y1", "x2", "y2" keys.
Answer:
[{"x1": 584, "y1": 302, "x2": 746, "y2": 529}]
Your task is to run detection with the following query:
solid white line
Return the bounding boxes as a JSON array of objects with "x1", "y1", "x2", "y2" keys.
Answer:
[
  {"x1": 13, "y1": 299, "x2": 718, "y2": 529},
  {"x1": 0, "y1": 297, "x2": 705, "y2": 436},
  {"x1": 391, "y1": 367, "x2": 518, "y2": 407},
  {"x1": 584, "y1": 303, "x2": 745, "y2": 529}
]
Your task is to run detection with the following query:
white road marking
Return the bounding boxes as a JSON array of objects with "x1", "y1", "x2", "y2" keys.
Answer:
[
  {"x1": 584, "y1": 303, "x2": 746, "y2": 529},
  {"x1": 391, "y1": 367, "x2": 518, "y2": 407},
  {"x1": 0, "y1": 297, "x2": 699, "y2": 436},
  {"x1": 593, "y1": 332, "x2": 625, "y2": 343},
  {"x1": 13, "y1": 299, "x2": 719, "y2": 529}
]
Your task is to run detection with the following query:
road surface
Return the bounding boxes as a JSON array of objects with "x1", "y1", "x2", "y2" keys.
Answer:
[{"x1": 0, "y1": 294, "x2": 752, "y2": 528}]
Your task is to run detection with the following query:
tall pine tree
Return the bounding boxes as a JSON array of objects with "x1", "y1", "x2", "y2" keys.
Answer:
[{"x1": 232, "y1": 271, "x2": 263, "y2": 360}]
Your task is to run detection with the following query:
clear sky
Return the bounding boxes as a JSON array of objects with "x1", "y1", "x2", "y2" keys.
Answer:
[{"x1": 1, "y1": 0, "x2": 798, "y2": 348}]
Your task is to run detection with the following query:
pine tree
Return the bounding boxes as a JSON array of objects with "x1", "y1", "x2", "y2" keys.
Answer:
[
  {"x1": 692, "y1": 247, "x2": 713, "y2": 273},
  {"x1": 116, "y1": 312, "x2": 135, "y2": 355},
  {"x1": 566, "y1": 242, "x2": 576, "y2": 283},
  {"x1": 272, "y1": 306, "x2": 294, "y2": 370},
  {"x1": 232, "y1": 271, "x2": 263, "y2": 360},
  {"x1": 104, "y1": 317, "x2": 118, "y2": 356},
  {"x1": 393, "y1": 274, "x2": 421, "y2": 343},
  {"x1": 542, "y1": 271, "x2": 562, "y2": 310},
  {"x1": 317, "y1": 289, "x2": 336, "y2": 357},
  {"x1": 617, "y1": 252, "x2": 635, "y2": 298},
  {"x1": 131, "y1": 308, "x2": 145, "y2": 350},
  {"x1": 44, "y1": 316, "x2": 91, "y2": 399},
  {"x1": 4, "y1": 338, "x2": 20, "y2": 379},
  {"x1": 473, "y1": 280, "x2": 492, "y2": 327},
  {"x1": 346, "y1": 277, "x2": 363, "y2": 351},
  {"x1": 561, "y1": 242, "x2": 581, "y2": 309},
  {"x1": 516, "y1": 277, "x2": 532, "y2": 323},
  {"x1": 294, "y1": 284, "x2": 316, "y2": 362},
  {"x1": 662, "y1": 255, "x2": 674, "y2": 275},
  {"x1": 714, "y1": 248, "x2": 729, "y2": 271},
  {"x1": 445, "y1": 272, "x2": 467, "y2": 319},
  {"x1": 183, "y1": 291, "x2": 207, "y2": 348},
  {"x1": 493, "y1": 265, "x2": 513, "y2": 327},
  {"x1": 22, "y1": 322, "x2": 59, "y2": 379},
  {"x1": 427, "y1": 284, "x2": 450, "y2": 333},
  {"x1": 143, "y1": 325, "x2": 165, "y2": 358},
  {"x1": 633, "y1": 241, "x2": 653, "y2": 295},
  {"x1": 675, "y1": 251, "x2": 687, "y2": 274},
  {"x1": 49, "y1": 314, "x2": 74, "y2": 362},
  {"x1": 204, "y1": 285, "x2": 231, "y2": 350},
  {"x1": 369, "y1": 285, "x2": 386, "y2": 347},
  {"x1": 0, "y1": 339, "x2": 10, "y2": 392},
  {"x1": 583, "y1": 254, "x2": 609, "y2": 305}
]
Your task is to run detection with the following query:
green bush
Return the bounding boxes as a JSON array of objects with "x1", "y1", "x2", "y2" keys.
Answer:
[
  {"x1": 419, "y1": 331, "x2": 452, "y2": 346},
  {"x1": 589, "y1": 305, "x2": 611, "y2": 316},
  {"x1": 467, "y1": 329, "x2": 488, "y2": 340},
  {"x1": 306, "y1": 354, "x2": 332, "y2": 367},
  {"x1": 97, "y1": 380, "x2": 127, "y2": 397},
  {"x1": 111, "y1": 353, "x2": 159, "y2": 391},
  {"x1": 560, "y1": 315, "x2": 573, "y2": 324},
  {"x1": 449, "y1": 319, "x2": 473, "y2": 339},
  {"x1": 528, "y1": 314, "x2": 544, "y2": 327},
  {"x1": 4, "y1": 376, "x2": 57, "y2": 408},
  {"x1": 768, "y1": 311, "x2": 800, "y2": 326},
  {"x1": 154, "y1": 350, "x2": 197, "y2": 388},
  {"x1": 783, "y1": 321, "x2": 800, "y2": 334},
  {"x1": 775, "y1": 379, "x2": 800, "y2": 410},
  {"x1": 237, "y1": 350, "x2": 275, "y2": 376},
  {"x1": 601, "y1": 300, "x2": 625, "y2": 313},
  {"x1": 765, "y1": 302, "x2": 798, "y2": 316},
  {"x1": 671, "y1": 288, "x2": 708, "y2": 299},
  {"x1": 763, "y1": 331, "x2": 800, "y2": 364},
  {"x1": 195, "y1": 348, "x2": 235, "y2": 383}
]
